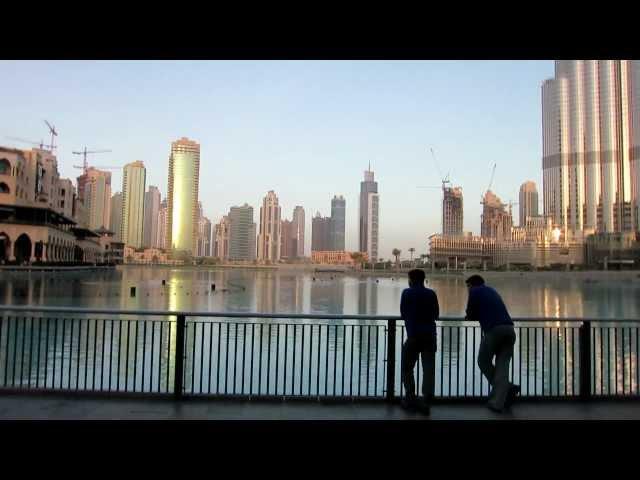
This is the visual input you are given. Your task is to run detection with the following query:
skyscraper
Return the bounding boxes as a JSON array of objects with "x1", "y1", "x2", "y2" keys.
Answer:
[
  {"x1": 280, "y1": 219, "x2": 294, "y2": 259},
  {"x1": 228, "y1": 204, "x2": 256, "y2": 261},
  {"x1": 519, "y1": 181, "x2": 539, "y2": 227},
  {"x1": 213, "y1": 216, "x2": 231, "y2": 260},
  {"x1": 196, "y1": 201, "x2": 212, "y2": 257},
  {"x1": 542, "y1": 60, "x2": 640, "y2": 234},
  {"x1": 481, "y1": 190, "x2": 513, "y2": 241},
  {"x1": 121, "y1": 161, "x2": 146, "y2": 248},
  {"x1": 156, "y1": 199, "x2": 168, "y2": 249},
  {"x1": 312, "y1": 212, "x2": 331, "y2": 251},
  {"x1": 359, "y1": 167, "x2": 379, "y2": 262},
  {"x1": 442, "y1": 186, "x2": 463, "y2": 236},
  {"x1": 110, "y1": 192, "x2": 123, "y2": 243},
  {"x1": 76, "y1": 167, "x2": 111, "y2": 231},
  {"x1": 167, "y1": 137, "x2": 200, "y2": 253},
  {"x1": 330, "y1": 195, "x2": 346, "y2": 250},
  {"x1": 257, "y1": 190, "x2": 281, "y2": 262},
  {"x1": 143, "y1": 185, "x2": 161, "y2": 248},
  {"x1": 197, "y1": 217, "x2": 212, "y2": 257},
  {"x1": 291, "y1": 206, "x2": 305, "y2": 258}
]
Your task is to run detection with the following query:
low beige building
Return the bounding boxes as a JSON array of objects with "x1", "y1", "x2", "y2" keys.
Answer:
[
  {"x1": 123, "y1": 246, "x2": 181, "y2": 265},
  {"x1": 429, "y1": 218, "x2": 585, "y2": 270},
  {"x1": 311, "y1": 250, "x2": 369, "y2": 265}
]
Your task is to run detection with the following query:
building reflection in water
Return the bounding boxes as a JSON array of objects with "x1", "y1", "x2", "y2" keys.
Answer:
[
  {"x1": 3, "y1": 267, "x2": 640, "y2": 396},
  {"x1": 310, "y1": 275, "x2": 345, "y2": 315}
]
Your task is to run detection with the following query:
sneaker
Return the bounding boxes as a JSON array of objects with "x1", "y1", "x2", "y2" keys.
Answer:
[{"x1": 505, "y1": 385, "x2": 521, "y2": 408}]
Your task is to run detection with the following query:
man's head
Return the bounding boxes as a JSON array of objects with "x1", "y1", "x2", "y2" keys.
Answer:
[
  {"x1": 408, "y1": 269, "x2": 426, "y2": 287},
  {"x1": 465, "y1": 274, "x2": 485, "y2": 289}
]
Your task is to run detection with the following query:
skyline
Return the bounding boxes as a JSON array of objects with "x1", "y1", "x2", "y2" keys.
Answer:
[{"x1": 0, "y1": 60, "x2": 553, "y2": 259}]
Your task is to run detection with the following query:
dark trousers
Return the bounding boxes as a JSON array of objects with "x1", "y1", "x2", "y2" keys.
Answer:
[
  {"x1": 401, "y1": 333, "x2": 436, "y2": 402},
  {"x1": 477, "y1": 324, "x2": 516, "y2": 409}
]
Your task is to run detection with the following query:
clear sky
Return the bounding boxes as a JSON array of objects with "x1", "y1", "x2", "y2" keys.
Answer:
[{"x1": 0, "y1": 60, "x2": 554, "y2": 260}]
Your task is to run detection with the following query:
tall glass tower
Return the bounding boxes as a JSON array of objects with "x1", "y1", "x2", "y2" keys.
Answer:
[
  {"x1": 121, "y1": 160, "x2": 146, "y2": 248},
  {"x1": 359, "y1": 167, "x2": 379, "y2": 261},
  {"x1": 330, "y1": 195, "x2": 346, "y2": 250},
  {"x1": 143, "y1": 185, "x2": 161, "y2": 248},
  {"x1": 167, "y1": 137, "x2": 200, "y2": 253},
  {"x1": 542, "y1": 60, "x2": 640, "y2": 235}
]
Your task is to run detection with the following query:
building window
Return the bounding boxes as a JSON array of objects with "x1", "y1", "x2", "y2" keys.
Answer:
[
  {"x1": 0, "y1": 182, "x2": 9, "y2": 194},
  {"x1": 0, "y1": 158, "x2": 10, "y2": 175}
]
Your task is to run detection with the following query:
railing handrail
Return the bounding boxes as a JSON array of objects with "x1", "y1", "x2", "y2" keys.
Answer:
[{"x1": 1, "y1": 304, "x2": 640, "y2": 323}]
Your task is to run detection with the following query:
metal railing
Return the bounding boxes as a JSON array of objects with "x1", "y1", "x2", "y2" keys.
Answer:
[{"x1": 0, "y1": 305, "x2": 639, "y2": 401}]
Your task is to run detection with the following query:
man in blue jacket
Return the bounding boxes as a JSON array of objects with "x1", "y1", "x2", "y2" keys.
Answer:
[
  {"x1": 400, "y1": 269, "x2": 439, "y2": 414},
  {"x1": 465, "y1": 274, "x2": 520, "y2": 412}
]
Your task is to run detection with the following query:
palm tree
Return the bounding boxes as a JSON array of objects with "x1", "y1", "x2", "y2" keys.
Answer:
[
  {"x1": 408, "y1": 247, "x2": 416, "y2": 266},
  {"x1": 350, "y1": 252, "x2": 364, "y2": 270},
  {"x1": 392, "y1": 248, "x2": 401, "y2": 271}
]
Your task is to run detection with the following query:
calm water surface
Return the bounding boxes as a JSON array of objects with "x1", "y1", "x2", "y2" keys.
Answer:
[
  {"x1": 1, "y1": 266, "x2": 638, "y2": 397},
  {"x1": 2, "y1": 265, "x2": 640, "y2": 318}
]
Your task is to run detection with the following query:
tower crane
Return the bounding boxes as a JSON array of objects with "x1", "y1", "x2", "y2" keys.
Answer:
[
  {"x1": 417, "y1": 147, "x2": 456, "y2": 235},
  {"x1": 480, "y1": 163, "x2": 497, "y2": 205},
  {"x1": 4, "y1": 136, "x2": 53, "y2": 151},
  {"x1": 72, "y1": 147, "x2": 115, "y2": 174},
  {"x1": 417, "y1": 148, "x2": 451, "y2": 191},
  {"x1": 44, "y1": 120, "x2": 58, "y2": 152}
]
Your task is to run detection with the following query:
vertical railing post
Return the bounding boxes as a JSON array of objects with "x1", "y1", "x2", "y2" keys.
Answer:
[
  {"x1": 579, "y1": 321, "x2": 592, "y2": 400},
  {"x1": 386, "y1": 319, "x2": 396, "y2": 402},
  {"x1": 174, "y1": 314, "x2": 186, "y2": 400}
]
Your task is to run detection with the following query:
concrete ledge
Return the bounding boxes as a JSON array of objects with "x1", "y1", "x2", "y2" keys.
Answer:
[{"x1": 1, "y1": 391, "x2": 639, "y2": 420}]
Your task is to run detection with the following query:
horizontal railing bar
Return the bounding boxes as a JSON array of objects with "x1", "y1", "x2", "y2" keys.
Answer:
[{"x1": 1, "y1": 305, "x2": 639, "y2": 323}]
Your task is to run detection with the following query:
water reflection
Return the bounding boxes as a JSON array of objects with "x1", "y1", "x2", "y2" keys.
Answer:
[
  {"x1": 2, "y1": 267, "x2": 640, "y2": 319},
  {"x1": 3, "y1": 267, "x2": 640, "y2": 397}
]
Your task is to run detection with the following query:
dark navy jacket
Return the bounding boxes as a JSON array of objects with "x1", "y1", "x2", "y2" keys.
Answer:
[
  {"x1": 465, "y1": 285, "x2": 513, "y2": 332},
  {"x1": 400, "y1": 285, "x2": 439, "y2": 337}
]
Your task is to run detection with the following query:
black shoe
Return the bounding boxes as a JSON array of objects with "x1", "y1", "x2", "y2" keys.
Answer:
[
  {"x1": 505, "y1": 385, "x2": 521, "y2": 408},
  {"x1": 401, "y1": 398, "x2": 419, "y2": 412},
  {"x1": 487, "y1": 403, "x2": 503, "y2": 414},
  {"x1": 417, "y1": 400, "x2": 431, "y2": 416}
]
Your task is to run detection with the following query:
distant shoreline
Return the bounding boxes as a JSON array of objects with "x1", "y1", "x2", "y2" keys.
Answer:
[
  {"x1": 117, "y1": 263, "x2": 640, "y2": 280},
  {"x1": 0, "y1": 265, "x2": 116, "y2": 273}
]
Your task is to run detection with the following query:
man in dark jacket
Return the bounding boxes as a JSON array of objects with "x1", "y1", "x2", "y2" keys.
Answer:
[
  {"x1": 400, "y1": 269, "x2": 439, "y2": 414},
  {"x1": 465, "y1": 274, "x2": 520, "y2": 412}
]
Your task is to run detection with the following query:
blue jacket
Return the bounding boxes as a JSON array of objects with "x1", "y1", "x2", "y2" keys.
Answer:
[
  {"x1": 400, "y1": 285, "x2": 439, "y2": 337},
  {"x1": 465, "y1": 285, "x2": 512, "y2": 332}
]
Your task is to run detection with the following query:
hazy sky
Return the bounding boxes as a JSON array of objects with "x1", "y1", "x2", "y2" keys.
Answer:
[{"x1": 0, "y1": 60, "x2": 553, "y2": 259}]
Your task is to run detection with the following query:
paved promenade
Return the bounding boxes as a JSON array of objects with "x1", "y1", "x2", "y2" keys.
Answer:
[{"x1": 0, "y1": 393, "x2": 638, "y2": 420}]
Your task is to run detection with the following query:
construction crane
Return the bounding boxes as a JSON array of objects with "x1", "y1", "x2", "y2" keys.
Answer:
[
  {"x1": 72, "y1": 147, "x2": 114, "y2": 174},
  {"x1": 4, "y1": 136, "x2": 53, "y2": 151},
  {"x1": 417, "y1": 147, "x2": 455, "y2": 235},
  {"x1": 430, "y1": 147, "x2": 450, "y2": 190},
  {"x1": 417, "y1": 147, "x2": 451, "y2": 191},
  {"x1": 44, "y1": 120, "x2": 58, "y2": 151},
  {"x1": 480, "y1": 163, "x2": 497, "y2": 205}
]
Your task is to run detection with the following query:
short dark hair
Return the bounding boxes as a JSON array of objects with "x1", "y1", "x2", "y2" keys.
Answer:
[
  {"x1": 465, "y1": 275, "x2": 485, "y2": 287},
  {"x1": 408, "y1": 269, "x2": 426, "y2": 284}
]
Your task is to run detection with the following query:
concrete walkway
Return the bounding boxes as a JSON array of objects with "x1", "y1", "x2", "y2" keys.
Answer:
[{"x1": 0, "y1": 394, "x2": 638, "y2": 420}]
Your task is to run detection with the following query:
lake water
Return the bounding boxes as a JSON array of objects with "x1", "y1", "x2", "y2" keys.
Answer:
[
  {"x1": 2, "y1": 265, "x2": 640, "y2": 319},
  {"x1": 1, "y1": 266, "x2": 638, "y2": 398}
]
